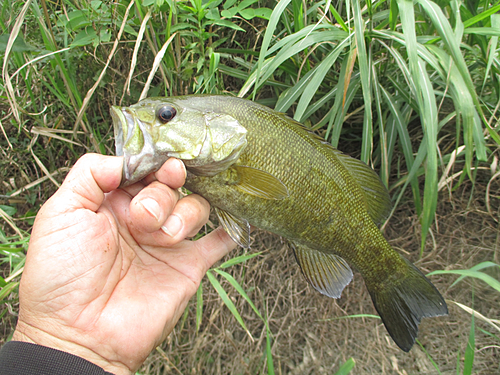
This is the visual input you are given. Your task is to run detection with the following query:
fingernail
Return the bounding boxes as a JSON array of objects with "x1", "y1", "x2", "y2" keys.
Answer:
[
  {"x1": 140, "y1": 198, "x2": 160, "y2": 221},
  {"x1": 161, "y1": 215, "x2": 182, "y2": 237},
  {"x1": 176, "y1": 158, "x2": 187, "y2": 180}
]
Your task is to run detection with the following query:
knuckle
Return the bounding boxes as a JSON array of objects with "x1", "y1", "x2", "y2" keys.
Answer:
[
  {"x1": 152, "y1": 181, "x2": 179, "y2": 207},
  {"x1": 186, "y1": 195, "x2": 210, "y2": 220}
]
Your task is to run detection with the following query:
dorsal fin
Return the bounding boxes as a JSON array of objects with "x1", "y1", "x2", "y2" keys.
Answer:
[{"x1": 332, "y1": 150, "x2": 392, "y2": 225}]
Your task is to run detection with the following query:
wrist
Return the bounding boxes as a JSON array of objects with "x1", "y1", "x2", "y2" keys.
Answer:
[{"x1": 13, "y1": 321, "x2": 132, "y2": 375}]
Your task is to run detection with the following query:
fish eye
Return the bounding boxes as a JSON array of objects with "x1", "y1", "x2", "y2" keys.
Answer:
[{"x1": 156, "y1": 105, "x2": 177, "y2": 123}]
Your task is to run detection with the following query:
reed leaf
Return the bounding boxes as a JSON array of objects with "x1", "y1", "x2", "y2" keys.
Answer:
[
  {"x1": 214, "y1": 269, "x2": 263, "y2": 320},
  {"x1": 206, "y1": 269, "x2": 252, "y2": 339},
  {"x1": 352, "y1": 0, "x2": 373, "y2": 164},
  {"x1": 464, "y1": 308, "x2": 475, "y2": 375},
  {"x1": 418, "y1": 0, "x2": 500, "y2": 146},
  {"x1": 252, "y1": 0, "x2": 291, "y2": 99},
  {"x1": 294, "y1": 37, "x2": 350, "y2": 121}
]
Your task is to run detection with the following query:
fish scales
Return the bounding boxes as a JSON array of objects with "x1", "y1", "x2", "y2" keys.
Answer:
[
  {"x1": 181, "y1": 96, "x2": 397, "y2": 277},
  {"x1": 111, "y1": 94, "x2": 448, "y2": 352}
]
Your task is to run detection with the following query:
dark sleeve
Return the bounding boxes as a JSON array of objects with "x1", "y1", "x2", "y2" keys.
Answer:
[{"x1": 0, "y1": 341, "x2": 115, "y2": 375}]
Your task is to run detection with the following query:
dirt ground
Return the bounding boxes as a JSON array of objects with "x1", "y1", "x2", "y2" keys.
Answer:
[{"x1": 1, "y1": 173, "x2": 499, "y2": 374}]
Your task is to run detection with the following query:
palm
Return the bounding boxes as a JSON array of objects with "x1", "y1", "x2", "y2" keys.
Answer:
[{"x1": 14, "y1": 155, "x2": 234, "y2": 374}]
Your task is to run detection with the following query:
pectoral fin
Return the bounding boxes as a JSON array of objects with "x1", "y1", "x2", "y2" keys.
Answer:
[
  {"x1": 292, "y1": 242, "x2": 353, "y2": 299},
  {"x1": 231, "y1": 166, "x2": 289, "y2": 200},
  {"x1": 214, "y1": 207, "x2": 251, "y2": 248}
]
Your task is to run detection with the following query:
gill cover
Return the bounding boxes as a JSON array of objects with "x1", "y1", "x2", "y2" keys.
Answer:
[{"x1": 111, "y1": 98, "x2": 247, "y2": 186}]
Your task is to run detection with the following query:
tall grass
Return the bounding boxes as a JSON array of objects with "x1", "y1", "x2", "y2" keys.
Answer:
[
  {"x1": 1, "y1": 0, "x2": 500, "y2": 373},
  {"x1": 230, "y1": 0, "x2": 498, "y2": 251}
]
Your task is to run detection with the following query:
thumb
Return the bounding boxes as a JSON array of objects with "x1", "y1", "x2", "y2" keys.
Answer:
[{"x1": 47, "y1": 154, "x2": 123, "y2": 214}]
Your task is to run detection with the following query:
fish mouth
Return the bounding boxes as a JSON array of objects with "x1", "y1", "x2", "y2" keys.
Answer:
[
  {"x1": 111, "y1": 105, "x2": 126, "y2": 157},
  {"x1": 111, "y1": 106, "x2": 161, "y2": 187}
]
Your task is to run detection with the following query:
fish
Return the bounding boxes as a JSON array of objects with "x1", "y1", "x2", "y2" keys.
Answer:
[{"x1": 111, "y1": 94, "x2": 448, "y2": 352}]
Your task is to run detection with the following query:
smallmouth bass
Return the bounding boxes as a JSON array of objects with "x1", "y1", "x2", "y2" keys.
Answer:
[{"x1": 111, "y1": 95, "x2": 447, "y2": 352}]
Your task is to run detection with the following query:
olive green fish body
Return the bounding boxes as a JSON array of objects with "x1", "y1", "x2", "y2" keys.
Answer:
[
  {"x1": 112, "y1": 95, "x2": 447, "y2": 352},
  {"x1": 179, "y1": 97, "x2": 396, "y2": 279}
]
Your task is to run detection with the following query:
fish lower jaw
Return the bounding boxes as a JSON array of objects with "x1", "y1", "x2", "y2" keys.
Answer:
[{"x1": 111, "y1": 106, "x2": 126, "y2": 157}]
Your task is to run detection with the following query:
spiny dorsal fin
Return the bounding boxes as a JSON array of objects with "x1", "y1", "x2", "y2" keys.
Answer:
[
  {"x1": 291, "y1": 242, "x2": 353, "y2": 299},
  {"x1": 214, "y1": 207, "x2": 251, "y2": 248},
  {"x1": 232, "y1": 166, "x2": 289, "y2": 200},
  {"x1": 332, "y1": 150, "x2": 392, "y2": 225}
]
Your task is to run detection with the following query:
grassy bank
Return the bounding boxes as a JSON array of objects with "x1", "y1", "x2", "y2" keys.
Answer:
[{"x1": 1, "y1": 0, "x2": 499, "y2": 373}]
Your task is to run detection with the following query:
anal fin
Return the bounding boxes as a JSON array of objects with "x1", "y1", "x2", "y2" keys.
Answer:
[{"x1": 291, "y1": 242, "x2": 353, "y2": 299}]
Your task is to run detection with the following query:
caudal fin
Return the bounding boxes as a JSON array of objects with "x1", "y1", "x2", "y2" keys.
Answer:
[{"x1": 367, "y1": 257, "x2": 448, "y2": 352}]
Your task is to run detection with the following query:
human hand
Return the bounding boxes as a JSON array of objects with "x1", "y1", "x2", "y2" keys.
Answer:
[{"x1": 12, "y1": 154, "x2": 236, "y2": 374}]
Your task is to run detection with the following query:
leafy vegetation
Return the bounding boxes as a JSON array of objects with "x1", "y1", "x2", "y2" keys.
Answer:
[{"x1": 1, "y1": 0, "x2": 500, "y2": 373}]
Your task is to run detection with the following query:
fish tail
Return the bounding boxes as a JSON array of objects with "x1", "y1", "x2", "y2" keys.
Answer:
[{"x1": 366, "y1": 256, "x2": 448, "y2": 352}]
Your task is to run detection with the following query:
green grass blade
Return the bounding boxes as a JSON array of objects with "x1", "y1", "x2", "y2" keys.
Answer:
[
  {"x1": 329, "y1": 75, "x2": 360, "y2": 147},
  {"x1": 252, "y1": 0, "x2": 292, "y2": 100},
  {"x1": 334, "y1": 357, "x2": 356, "y2": 375},
  {"x1": 462, "y1": 3, "x2": 500, "y2": 28},
  {"x1": 448, "y1": 261, "x2": 500, "y2": 288},
  {"x1": 196, "y1": 282, "x2": 203, "y2": 332},
  {"x1": 398, "y1": 0, "x2": 438, "y2": 251},
  {"x1": 427, "y1": 45, "x2": 486, "y2": 175},
  {"x1": 373, "y1": 29, "x2": 445, "y2": 77},
  {"x1": 291, "y1": 0, "x2": 304, "y2": 33},
  {"x1": 275, "y1": 68, "x2": 316, "y2": 113},
  {"x1": 482, "y1": 14, "x2": 499, "y2": 92},
  {"x1": 415, "y1": 59, "x2": 439, "y2": 254},
  {"x1": 371, "y1": 64, "x2": 389, "y2": 187},
  {"x1": 303, "y1": 83, "x2": 339, "y2": 121},
  {"x1": 214, "y1": 268, "x2": 263, "y2": 320},
  {"x1": 266, "y1": 24, "x2": 339, "y2": 56},
  {"x1": 418, "y1": 0, "x2": 499, "y2": 146},
  {"x1": 464, "y1": 27, "x2": 500, "y2": 37},
  {"x1": 396, "y1": 0, "x2": 420, "y2": 100},
  {"x1": 451, "y1": 0, "x2": 464, "y2": 42},
  {"x1": 294, "y1": 36, "x2": 350, "y2": 121},
  {"x1": 244, "y1": 28, "x2": 346, "y2": 97},
  {"x1": 265, "y1": 309, "x2": 275, "y2": 375},
  {"x1": 329, "y1": 4, "x2": 348, "y2": 32},
  {"x1": 427, "y1": 268, "x2": 500, "y2": 293},
  {"x1": 391, "y1": 132, "x2": 428, "y2": 229},
  {"x1": 463, "y1": 305, "x2": 475, "y2": 375},
  {"x1": 352, "y1": 0, "x2": 373, "y2": 164},
  {"x1": 0, "y1": 281, "x2": 19, "y2": 303},
  {"x1": 389, "y1": 0, "x2": 399, "y2": 30},
  {"x1": 379, "y1": 85, "x2": 422, "y2": 214},
  {"x1": 219, "y1": 251, "x2": 262, "y2": 269},
  {"x1": 206, "y1": 269, "x2": 252, "y2": 339},
  {"x1": 375, "y1": 38, "x2": 416, "y2": 100},
  {"x1": 239, "y1": 57, "x2": 275, "y2": 97}
]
